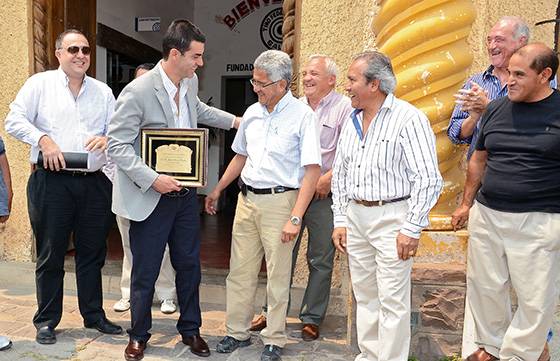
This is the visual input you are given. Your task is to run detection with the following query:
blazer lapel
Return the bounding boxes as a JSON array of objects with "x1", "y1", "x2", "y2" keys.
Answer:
[{"x1": 152, "y1": 70, "x2": 175, "y2": 128}]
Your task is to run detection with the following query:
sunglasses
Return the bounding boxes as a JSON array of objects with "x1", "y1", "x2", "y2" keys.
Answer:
[{"x1": 62, "y1": 46, "x2": 91, "y2": 55}]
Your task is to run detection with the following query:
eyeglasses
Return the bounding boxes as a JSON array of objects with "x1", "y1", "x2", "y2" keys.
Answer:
[
  {"x1": 61, "y1": 46, "x2": 91, "y2": 55},
  {"x1": 249, "y1": 79, "x2": 279, "y2": 88}
]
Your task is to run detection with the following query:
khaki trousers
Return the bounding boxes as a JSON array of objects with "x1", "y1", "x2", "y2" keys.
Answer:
[
  {"x1": 467, "y1": 201, "x2": 560, "y2": 361},
  {"x1": 346, "y1": 200, "x2": 412, "y2": 361},
  {"x1": 226, "y1": 190, "x2": 298, "y2": 347},
  {"x1": 116, "y1": 215, "x2": 176, "y2": 301}
]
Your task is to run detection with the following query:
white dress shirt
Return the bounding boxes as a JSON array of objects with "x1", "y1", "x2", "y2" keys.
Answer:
[
  {"x1": 157, "y1": 62, "x2": 191, "y2": 128},
  {"x1": 5, "y1": 68, "x2": 115, "y2": 171},
  {"x1": 331, "y1": 93, "x2": 443, "y2": 238},
  {"x1": 232, "y1": 91, "x2": 322, "y2": 189}
]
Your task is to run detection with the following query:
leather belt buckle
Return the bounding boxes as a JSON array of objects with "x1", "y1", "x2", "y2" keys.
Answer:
[{"x1": 165, "y1": 188, "x2": 190, "y2": 198}]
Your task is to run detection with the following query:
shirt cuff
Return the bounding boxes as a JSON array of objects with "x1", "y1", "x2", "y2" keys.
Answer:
[
  {"x1": 400, "y1": 221, "x2": 423, "y2": 239},
  {"x1": 32, "y1": 131, "x2": 48, "y2": 147},
  {"x1": 230, "y1": 115, "x2": 237, "y2": 129},
  {"x1": 333, "y1": 214, "x2": 347, "y2": 228}
]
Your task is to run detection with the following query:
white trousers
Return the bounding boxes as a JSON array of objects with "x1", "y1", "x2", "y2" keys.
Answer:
[
  {"x1": 346, "y1": 200, "x2": 412, "y2": 361},
  {"x1": 117, "y1": 215, "x2": 176, "y2": 301},
  {"x1": 467, "y1": 202, "x2": 560, "y2": 361}
]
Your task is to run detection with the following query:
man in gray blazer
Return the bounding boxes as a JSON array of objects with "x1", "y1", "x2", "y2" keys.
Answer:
[{"x1": 108, "y1": 19, "x2": 239, "y2": 361}]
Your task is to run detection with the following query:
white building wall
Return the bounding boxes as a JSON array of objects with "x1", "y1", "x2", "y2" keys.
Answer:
[{"x1": 95, "y1": 0, "x2": 281, "y2": 192}]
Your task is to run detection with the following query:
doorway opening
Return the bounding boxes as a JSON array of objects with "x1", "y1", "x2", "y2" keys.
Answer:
[{"x1": 199, "y1": 76, "x2": 257, "y2": 269}]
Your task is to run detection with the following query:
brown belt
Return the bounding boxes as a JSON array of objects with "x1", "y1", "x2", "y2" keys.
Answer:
[{"x1": 354, "y1": 195, "x2": 410, "y2": 207}]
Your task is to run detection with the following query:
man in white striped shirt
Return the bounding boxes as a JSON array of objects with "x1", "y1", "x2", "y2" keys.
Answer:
[{"x1": 331, "y1": 51, "x2": 442, "y2": 361}]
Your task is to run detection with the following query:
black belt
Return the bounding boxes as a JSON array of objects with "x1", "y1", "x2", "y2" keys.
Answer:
[
  {"x1": 164, "y1": 188, "x2": 191, "y2": 198},
  {"x1": 43, "y1": 169, "x2": 100, "y2": 176},
  {"x1": 354, "y1": 195, "x2": 410, "y2": 207},
  {"x1": 241, "y1": 183, "x2": 298, "y2": 196}
]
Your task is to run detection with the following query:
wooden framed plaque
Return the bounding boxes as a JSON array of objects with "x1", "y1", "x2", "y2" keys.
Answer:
[{"x1": 141, "y1": 128, "x2": 209, "y2": 187}]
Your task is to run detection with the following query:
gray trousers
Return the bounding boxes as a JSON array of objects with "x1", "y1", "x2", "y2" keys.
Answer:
[
  {"x1": 291, "y1": 196, "x2": 336, "y2": 325},
  {"x1": 262, "y1": 196, "x2": 336, "y2": 325}
]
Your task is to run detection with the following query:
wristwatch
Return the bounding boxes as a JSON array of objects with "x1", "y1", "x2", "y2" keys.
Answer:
[{"x1": 290, "y1": 215, "x2": 301, "y2": 226}]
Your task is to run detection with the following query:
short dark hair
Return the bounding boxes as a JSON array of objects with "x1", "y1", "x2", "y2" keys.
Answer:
[
  {"x1": 134, "y1": 63, "x2": 155, "y2": 77},
  {"x1": 162, "y1": 19, "x2": 205, "y2": 60},
  {"x1": 55, "y1": 29, "x2": 86, "y2": 49},
  {"x1": 530, "y1": 48, "x2": 559, "y2": 81}
]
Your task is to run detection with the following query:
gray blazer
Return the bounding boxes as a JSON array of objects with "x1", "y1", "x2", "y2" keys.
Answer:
[{"x1": 107, "y1": 67, "x2": 234, "y2": 221}]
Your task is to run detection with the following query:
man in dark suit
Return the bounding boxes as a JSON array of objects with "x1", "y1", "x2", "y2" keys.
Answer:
[{"x1": 108, "y1": 19, "x2": 239, "y2": 361}]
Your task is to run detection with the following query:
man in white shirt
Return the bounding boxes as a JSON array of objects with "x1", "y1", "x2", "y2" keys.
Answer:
[
  {"x1": 331, "y1": 51, "x2": 442, "y2": 361},
  {"x1": 249, "y1": 55, "x2": 352, "y2": 341},
  {"x1": 205, "y1": 50, "x2": 321, "y2": 361},
  {"x1": 5, "y1": 29, "x2": 122, "y2": 345}
]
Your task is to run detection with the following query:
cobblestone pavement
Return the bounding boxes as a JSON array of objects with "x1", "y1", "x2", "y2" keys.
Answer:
[
  {"x1": 1, "y1": 261, "x2": 558, "y2": 361},
  {"x1": 0, "y1": 261, "x2": 354, "y2": 361}
]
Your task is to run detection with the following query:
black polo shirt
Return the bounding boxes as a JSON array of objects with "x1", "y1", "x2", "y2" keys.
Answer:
[{"x1": 475, "y1": 90, "x2": 560, "y2": 213}]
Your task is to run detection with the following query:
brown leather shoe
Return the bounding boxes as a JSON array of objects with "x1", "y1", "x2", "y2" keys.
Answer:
[
  {"x1": 124, "y1": 340, "x2": 146, "y2": 361},
  {"x1": 537, "y1": 342, "x2": 550, "y2": 361},
  {"x1": 182, "y1": 334, "x2": 210, "y2": 357},
  {"x1": 466, "y1": 348, "x2": 498, "y2": 361},
  {"x1": 249, "y1": 314, "x2": 267, "y2": 332},
  {"x1": 301, "y1": 323, "x2": 319, "y2": 341}
]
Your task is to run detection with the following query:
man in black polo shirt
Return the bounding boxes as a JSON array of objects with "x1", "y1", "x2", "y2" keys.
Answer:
[{"x1": 452, "y1": 43, "x2": 559, "y2": 361}]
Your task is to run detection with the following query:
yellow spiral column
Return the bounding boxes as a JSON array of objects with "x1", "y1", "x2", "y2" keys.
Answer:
[{"x1": 374, "y1": 0, "x2": 476, "y2": 229}]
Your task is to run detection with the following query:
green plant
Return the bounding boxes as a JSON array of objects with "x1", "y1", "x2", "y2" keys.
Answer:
[{"x1": 408, "y1": 357, "x2": 420, "y2": 361}]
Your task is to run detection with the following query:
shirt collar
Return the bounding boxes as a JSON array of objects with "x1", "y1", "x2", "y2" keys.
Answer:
[
  {"x1": 350, "y1": 93, "x2": 395, "y2": 140},
  {"x1": 483, "y1": 65, "x2": 498, "y2": 80},
  {"x1": 262, "y1": 90, "x2": 293, "y2": 114},
  {"x1": 353, "y1": 92, "x2": 395, "y2": 116},
  {"x1": 56, "y1": 67, "x2": 88, "y2": 89},
  {"x1": 157, "y1": 61, "x2": 188, "y2": 98},
  {"x1": 302, "y1": 89, "x2": 337, "y2": 108}
]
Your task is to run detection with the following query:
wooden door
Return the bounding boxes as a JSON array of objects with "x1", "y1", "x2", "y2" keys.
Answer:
[{"x1": 40, "y1": 0, "x2": 96, "y2": 76}]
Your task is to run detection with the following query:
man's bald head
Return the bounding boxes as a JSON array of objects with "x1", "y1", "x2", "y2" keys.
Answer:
[
  {"x1": 516, "y1": 42, "x2": 559, "y2": 81},
  {"x1": 507, "y1": 43, "x2": 557, "y2": 102}
]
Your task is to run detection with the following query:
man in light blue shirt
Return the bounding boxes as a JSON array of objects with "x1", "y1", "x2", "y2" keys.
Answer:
[{"x1": 205, "y1": 50, "x2": 321, "y2": 361}]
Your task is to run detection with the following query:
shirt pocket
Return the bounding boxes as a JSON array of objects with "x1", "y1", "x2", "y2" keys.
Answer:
[
  {"x1": 373, "y1": 139, "x2": 397, "y2": 170},
  {"x1": 269, "y1": 128, "x2": 299, "y2": 156},
  {"x1": 320, "y1": 123, "x2": 337, "y2": 150}
]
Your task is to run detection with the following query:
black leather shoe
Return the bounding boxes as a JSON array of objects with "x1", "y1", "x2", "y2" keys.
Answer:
[
  {"x1": 36, "y1": 326, "x2": 56, "y2": 345},
  {"x1": 124, "y1": 339, "x2": 146, "y2": 361},
  {"x1": 182, "y1": 334, "x2": 210, "y2": 357},
  {"x1": 84, "y1": 317, "x2": 123, "y2": 335}
]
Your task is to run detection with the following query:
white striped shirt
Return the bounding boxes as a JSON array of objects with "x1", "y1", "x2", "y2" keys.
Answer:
[{"x1": 331, "y1": 93, "x2": 443, "y2": 238}]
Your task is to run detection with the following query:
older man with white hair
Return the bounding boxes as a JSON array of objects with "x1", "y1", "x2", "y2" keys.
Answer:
[
  {"x1": 205, "y1": 50, "x2": 321, "y2": 361},
  {"x1": 448, "y1": 16, "x2": 537, "y2": 159},
  {"x1": 248, "y1": 54, "x2": 353, "y2": 341}
]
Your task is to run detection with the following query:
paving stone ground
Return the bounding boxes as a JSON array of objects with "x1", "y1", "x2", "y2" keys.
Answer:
[
  {"x1": 0, "y1": 261, "x2": 354, "y2": 361},
  {"x1": 1, "y1": 261, "x2": 558, "y2": 361}
]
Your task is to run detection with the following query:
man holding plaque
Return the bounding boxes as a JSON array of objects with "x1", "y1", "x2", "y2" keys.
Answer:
[
  {"x1": 5, "y1": 29, "x2": 121, "y2": 344},
  {"x1": 108, "y1": 19, "x2": 239, "y2": 360},
  {"x1": 205, "y1": 50, "x2": 322, "y2": 361}
]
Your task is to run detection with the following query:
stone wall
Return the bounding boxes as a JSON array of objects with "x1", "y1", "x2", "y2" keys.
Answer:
[{"x1": 0, "y1": 0, "x2": 33, "y2": 261}]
